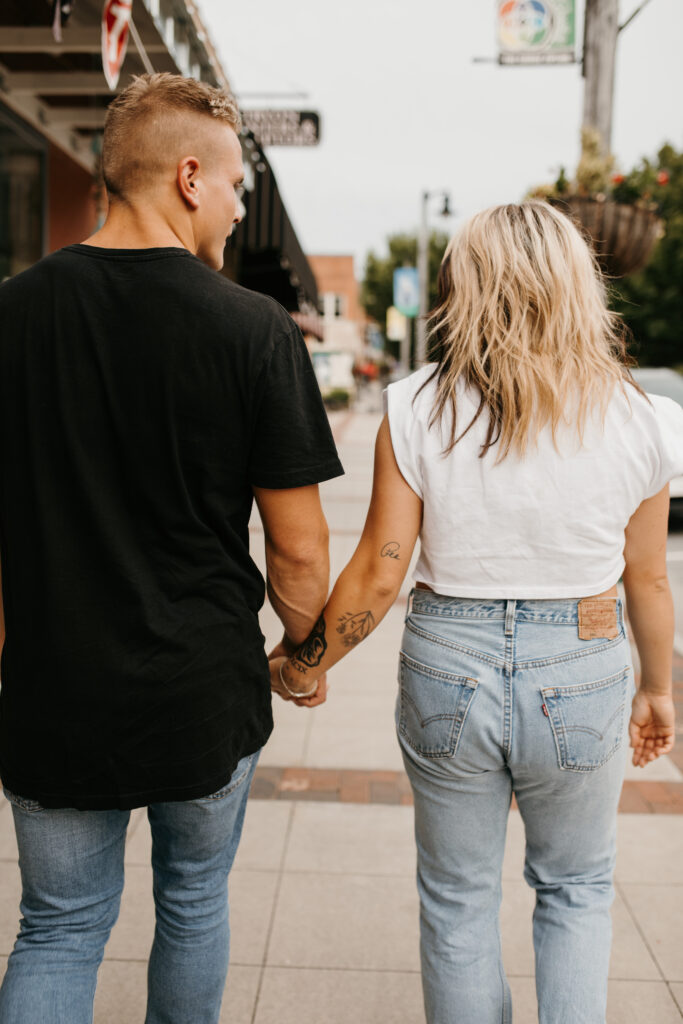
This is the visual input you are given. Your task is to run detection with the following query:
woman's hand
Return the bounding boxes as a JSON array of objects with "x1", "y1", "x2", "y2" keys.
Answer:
[
  {"x1": 629, "y1": 690, "x2": 675, "y2": 767},
  {"x1": 269, "y1": 656, "x2": 329, "y2": 708}
]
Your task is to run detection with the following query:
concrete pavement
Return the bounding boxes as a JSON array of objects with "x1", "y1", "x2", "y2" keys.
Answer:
[{"x1": 0, "y1": 402, "x2": 682, "y2": 1022}]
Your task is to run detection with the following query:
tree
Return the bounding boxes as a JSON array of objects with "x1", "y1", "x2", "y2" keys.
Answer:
[
  {"x1": 361, "y1": 231, "x2": 450, "y2": 356},
  {"x1": 610, "y1": 144, "x2": 683, "y2": 368}
]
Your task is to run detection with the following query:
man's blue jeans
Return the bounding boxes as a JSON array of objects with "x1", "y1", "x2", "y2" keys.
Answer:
[
  {"x1": 398, "y1": 590, "x2": 633, "y2": 1024},
  {"x1": 0, "y1": 750, "x2": 259, "y2": 1024}
]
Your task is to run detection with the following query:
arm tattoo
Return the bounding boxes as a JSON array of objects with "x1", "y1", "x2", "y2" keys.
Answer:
[
  {"x1": 292, "y1": 614, "x2": 327, "y2": 671},
  {"x1": 380, "y1": 542, "x2": 400, "y2": 560},
  {"x1": 336, "y1": 610, "x2": 375, "y2": 648}
]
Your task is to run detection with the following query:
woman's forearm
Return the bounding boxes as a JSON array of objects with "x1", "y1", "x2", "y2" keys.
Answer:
[
  {"x1": 280, "y1": 559, "x2": 403, "y2": 695},
  {"x1": 623, "y1": 572, "x2": 674, "y2": 695}
]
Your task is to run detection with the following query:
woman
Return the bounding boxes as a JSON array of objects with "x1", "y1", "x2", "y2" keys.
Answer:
[{"x1": 270, "y1": 202, "x2": 681, "y2": 1024}]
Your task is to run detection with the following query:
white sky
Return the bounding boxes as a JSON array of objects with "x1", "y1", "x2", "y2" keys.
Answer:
[{"x1": 197, "y1": 0, "x2": 683, "y2": 275}]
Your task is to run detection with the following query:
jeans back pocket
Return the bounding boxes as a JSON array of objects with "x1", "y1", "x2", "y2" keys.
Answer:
[
  {"x1": 541, "y1": 667, "x2": 630, "y2": 772},
  {"x1": 398, "y1": 652, "x2": 478, "y2": 759}
]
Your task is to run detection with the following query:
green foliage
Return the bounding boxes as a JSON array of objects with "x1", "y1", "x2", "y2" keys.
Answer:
[
  {"x1": 361, "y1": 230, "x2": 450, "y2": 339},
  {"x1": 610, "y1": 144, "x2": 683, "y2": 367}
]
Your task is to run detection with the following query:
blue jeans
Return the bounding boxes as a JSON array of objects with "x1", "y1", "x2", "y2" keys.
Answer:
[
  {"x1": 0, "y1": 751, "x2": 259, "y2": 1024},
  {"x1": 397, "y1": 590, "x2": 633, "y2": 1024}
]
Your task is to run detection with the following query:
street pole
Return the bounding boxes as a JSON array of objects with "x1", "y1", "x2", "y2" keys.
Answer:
[
  {"x1": 582, "y1": 0, "x2": 619, "y2": 156},
  {"x1": 416, "y1": 191, "x2": 429, "y2": 367}
]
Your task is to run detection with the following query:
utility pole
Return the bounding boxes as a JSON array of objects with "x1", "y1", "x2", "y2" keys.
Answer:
[
  {"x1": 416, "y1": 191, "x2": 430, "y2": 367},
  {"x1": 416, "y1": 190, "x2": 451, "y2": 367},
  {"x1": 581, "y1": 0, "x2": 619, "y2": 155}
]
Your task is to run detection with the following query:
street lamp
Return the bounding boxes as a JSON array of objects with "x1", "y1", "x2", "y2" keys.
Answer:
[{"x1": 416, "y1": 189, "x2": 452, "y2": 366}]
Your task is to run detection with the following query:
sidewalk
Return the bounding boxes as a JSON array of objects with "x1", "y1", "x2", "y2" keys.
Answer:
[{"x1": 1, "y1": 404, "x2": 682, "y2": 1022}]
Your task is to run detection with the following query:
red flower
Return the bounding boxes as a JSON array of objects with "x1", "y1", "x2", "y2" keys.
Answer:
[
  {"x1": 657, "y1": 170, "x2": 669, "y2": 186},
  {"x1": 611, "y1": 173, "x2": 625, "y2": 185}
]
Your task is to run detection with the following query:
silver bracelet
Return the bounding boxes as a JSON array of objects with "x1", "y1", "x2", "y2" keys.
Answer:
[{"x1": 279, "y1": 660, "x2": 318, "y2": 699}]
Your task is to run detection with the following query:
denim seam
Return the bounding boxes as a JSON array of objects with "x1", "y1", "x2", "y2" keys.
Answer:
[
  {"x1": 399, "y1": 650, "x2": 477, "y2": 685},
  {"x1": 405, "y1": 619, "x2": 505, "y2": 668},
  {"x1": 516, "y1": 632, "x2": 626, "y2": 670},
  {"x1": 539, "y1": 666, "x2": 631, "y2": 698}
]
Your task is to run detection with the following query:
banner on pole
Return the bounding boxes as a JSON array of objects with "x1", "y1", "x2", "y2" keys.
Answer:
[
  {"x1": 393, "y1": 268, "x2": 419, "y2": 318},
  {"x1": 497, "y1": 0, "x2": 576, "y2": 65},
  {"x1": 102, "y1": 0, "x2": 133, "y2": 90}
]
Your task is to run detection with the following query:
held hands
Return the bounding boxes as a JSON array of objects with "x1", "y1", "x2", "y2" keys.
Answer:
[
  {"x1": 269, "y1": 656, "x2": 328, "y2": 708},
  {"x1": 629, "y1": 690, "x2": 675, "y2": 767}
]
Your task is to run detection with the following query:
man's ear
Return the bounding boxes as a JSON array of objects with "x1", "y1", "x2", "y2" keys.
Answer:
[{"x1": 177, "y1": 156, "x2": 201, "y2": 209}]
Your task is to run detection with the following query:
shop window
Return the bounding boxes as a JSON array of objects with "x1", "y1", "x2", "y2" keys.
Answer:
[{"x1": 0, "y1": 105, "x2": 46, "y2": 281}]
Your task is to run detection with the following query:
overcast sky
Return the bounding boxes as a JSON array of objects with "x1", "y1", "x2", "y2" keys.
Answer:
[{"x1": 198, "y1": 0, "x2": 683, "y2": 275}]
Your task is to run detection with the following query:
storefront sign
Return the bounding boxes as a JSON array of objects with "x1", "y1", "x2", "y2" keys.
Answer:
[
  {"x1": 497, "y1": 0, "x2": 575, "y2": 65},
  {"x1": 102, "y1": 0, "x2": 133, "y2": 90},
  {"x1": 241, "y1": 110, "x2": 320, "y2": 147}
]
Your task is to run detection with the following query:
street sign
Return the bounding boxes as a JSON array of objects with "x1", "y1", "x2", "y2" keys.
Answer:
[
  {"x1": 393, "y1": 268, "x2": 419, "y2": 318},
  {"x1": 241, "y1": 110, "x2": 320, "y2": 147},
  {"x1": 497, "y1": 0, "x2": 576, "y2": 65},
  {"x1": 102, "y1": 0, "x2": 132, "y2": 90}
]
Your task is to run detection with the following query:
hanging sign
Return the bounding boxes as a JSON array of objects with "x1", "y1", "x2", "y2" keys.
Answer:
[
  {"x1": 102, "y1": 0, "x2": 133, "y2": 90},
  {"x1": 241, "y1": 110, "x2": 321, "y2": 147},
  {"x1": 497, "y1": 0, "x2": 576, "y2": 65}
]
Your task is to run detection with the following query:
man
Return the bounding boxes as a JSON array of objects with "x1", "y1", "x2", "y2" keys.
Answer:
[{"x1": 0, "y1": 73, "x2": 341, "y2": 1023}]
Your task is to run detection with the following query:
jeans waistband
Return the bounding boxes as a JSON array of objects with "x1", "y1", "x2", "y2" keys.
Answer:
[{"x1": 408, "y1": 588, "x2": 624, "y2": 627}]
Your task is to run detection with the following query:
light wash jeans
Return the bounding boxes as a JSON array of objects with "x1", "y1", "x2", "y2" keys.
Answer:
[
  {"x1": 0, "y1": 750, "x2": 259, "y2": 1024},
  {"x1": 397, "y1": 589, "x2": 633, "y2": 1024}
]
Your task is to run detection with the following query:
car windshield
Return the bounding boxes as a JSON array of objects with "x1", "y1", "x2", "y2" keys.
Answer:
[{"x1": 631, "y1": 370, "x2": 683, "y2": 408}]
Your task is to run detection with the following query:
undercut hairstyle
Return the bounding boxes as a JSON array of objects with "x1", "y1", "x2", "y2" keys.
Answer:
[
  {"x1": 422, "y1": 201, "x2": 642, "y2": 463},
  {"x1": 102, "y1": 73, "x2": 242, "y2": 199}
]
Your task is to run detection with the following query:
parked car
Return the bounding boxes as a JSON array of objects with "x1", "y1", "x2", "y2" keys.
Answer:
[{"x1": 631, "y1": 367, "x2": 683, "y2": 519}]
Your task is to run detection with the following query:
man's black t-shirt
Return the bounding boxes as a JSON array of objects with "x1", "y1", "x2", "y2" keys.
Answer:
[{"x1": 0, "y1": 245, "x2": 343, "y2": 810}]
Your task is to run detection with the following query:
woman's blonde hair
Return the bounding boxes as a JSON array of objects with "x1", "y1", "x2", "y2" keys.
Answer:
[{"x1": 423, "y1": 201, "x2": 638, "y2": 461}]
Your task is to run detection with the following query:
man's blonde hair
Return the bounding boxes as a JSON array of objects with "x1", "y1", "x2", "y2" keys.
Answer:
[
  {"x1": 423, "y1": 201, "x2": 640, "y2": 462},
  {"x1": 102, "y1": 73, "x2": 242, "y2": 198}
]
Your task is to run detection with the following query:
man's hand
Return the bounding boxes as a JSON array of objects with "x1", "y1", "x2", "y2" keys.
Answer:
[
  {"x1": 629, "y1": 690, "x2": 675, "y2": 767},
  {"x1": 269, "y1": 656, "x2": 329, "y2": 708}
]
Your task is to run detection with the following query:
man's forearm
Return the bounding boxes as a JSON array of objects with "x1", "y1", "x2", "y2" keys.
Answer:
[{"x1": 266, "y1": 547, "x2": 330, "y2": 647}]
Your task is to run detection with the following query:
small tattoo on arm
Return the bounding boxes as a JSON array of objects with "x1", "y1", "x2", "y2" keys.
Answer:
[
  {"x1": 336, "y1": 610, "x2": 375, "y2": 648},
  {"x1": 295, "y1": 614, "x2": 327, "y2": 669},
  {"x1": 381, "y1": 542, "x2": 400, "y2": 560}
]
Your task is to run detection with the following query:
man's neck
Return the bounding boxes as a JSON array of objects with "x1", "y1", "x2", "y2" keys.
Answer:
[{"x1": 83, "y1": 199, "x2": 194, "y2": 253}]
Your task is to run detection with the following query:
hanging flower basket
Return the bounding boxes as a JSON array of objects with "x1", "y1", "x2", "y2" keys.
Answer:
[{"x1": 546, "y1": 196, "x2": 663, "y2": 279}]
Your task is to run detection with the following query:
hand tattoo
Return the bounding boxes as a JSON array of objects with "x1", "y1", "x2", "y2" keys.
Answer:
[
  {"x1": 381, "y1": 542, "x2": 400, "y2": 560},
  {"x1": 336, "y1": 610, "x2": 375, "y2": 648},
  {"x1": 293, "y1": 614, "x2": 327, "y2": 669}
]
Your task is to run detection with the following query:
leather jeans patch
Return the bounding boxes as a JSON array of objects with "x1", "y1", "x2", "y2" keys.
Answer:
[{"x1": 577, "y1": 598, "x2": 619, "y2": 640}]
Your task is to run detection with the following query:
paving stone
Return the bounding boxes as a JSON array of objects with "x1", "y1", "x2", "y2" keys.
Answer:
[
  {"x1": 616, "y1": 815, "x2": 683, "y2": 884},
  {"x1": 619, "y1": 884, "x2": 683, "y2": 981},
  {"x1": 283, "y1": 802, "x2": 415, "y2": 876},
  {"x1": 267, "y1": 872, "x2": 419, "y2": 971},
  {"x1": 254, "y1": 967, "x2": 423, "y2": 1024}
]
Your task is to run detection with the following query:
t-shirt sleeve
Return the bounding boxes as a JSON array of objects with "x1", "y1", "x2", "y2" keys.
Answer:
[
  {"x1": 646, "y1": 393, "x2": 683, "y2": 498},
  {"x1": 248, "y1": 327, "x2": 344, "y2": 488},
  {"x1": 386, "y1": 376, "x2": 423, "y2": 498}
]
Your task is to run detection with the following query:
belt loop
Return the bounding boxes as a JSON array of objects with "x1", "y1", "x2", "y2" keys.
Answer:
[
  {"x1": 504, "y1": 599, "x2": 516, "y2": 636},
  {"x1": 405, "y1": 588, "x2": 415, "y2": 622}
]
